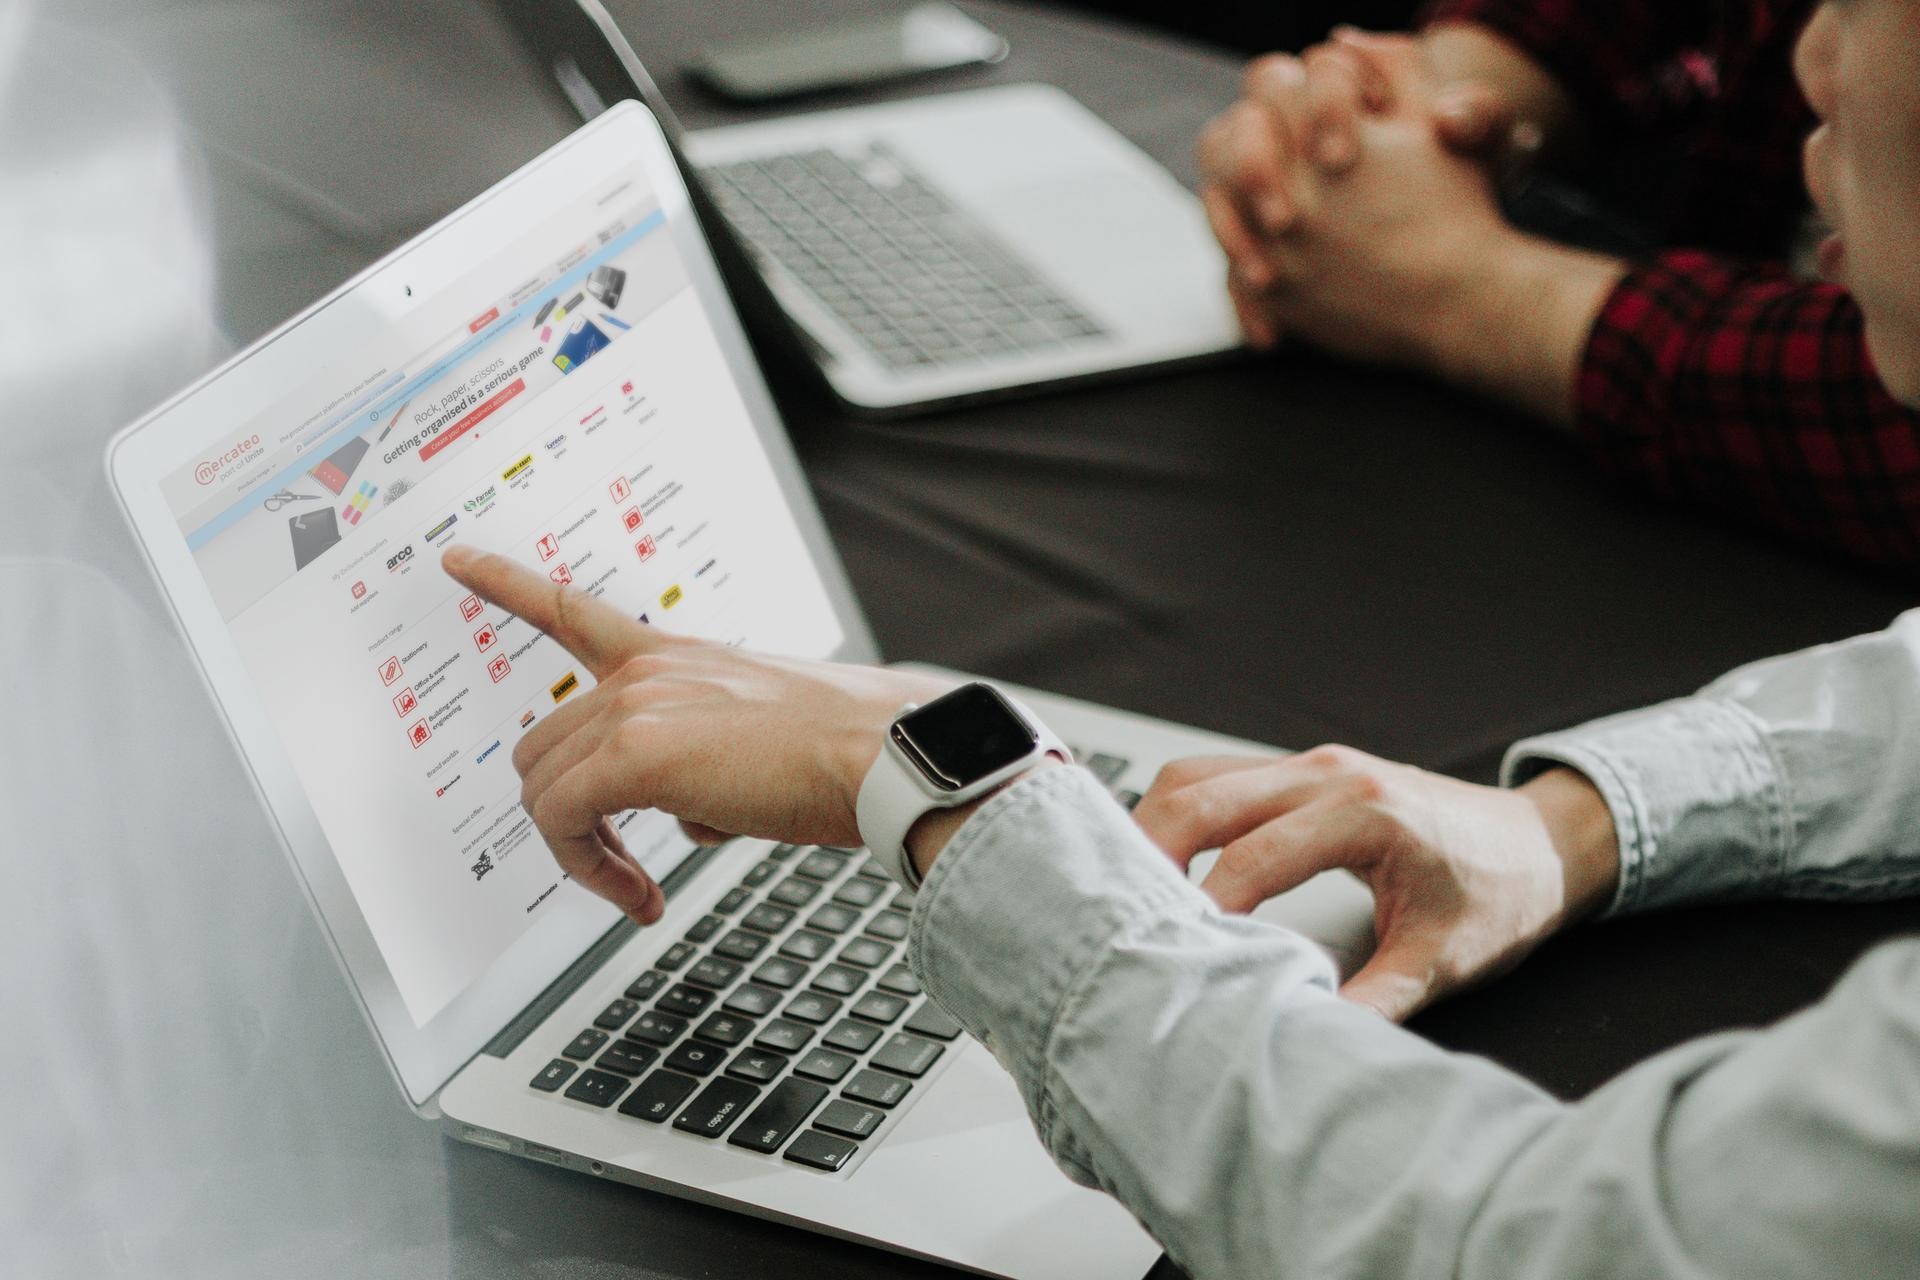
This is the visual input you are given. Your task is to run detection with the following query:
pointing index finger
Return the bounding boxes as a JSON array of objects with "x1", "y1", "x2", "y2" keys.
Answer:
[{"x1": 443, "y1": 544, "x2": 654, "y2": 679}]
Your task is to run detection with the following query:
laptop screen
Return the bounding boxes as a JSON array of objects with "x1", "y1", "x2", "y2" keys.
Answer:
[{"x1": 151, "y1": 142, "x2": 847, "y2": 1029}]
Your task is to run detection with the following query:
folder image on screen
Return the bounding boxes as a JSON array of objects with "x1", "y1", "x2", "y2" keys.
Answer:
[{"x1": 551, "y1": 316, "x2": 611, "y2": 374}]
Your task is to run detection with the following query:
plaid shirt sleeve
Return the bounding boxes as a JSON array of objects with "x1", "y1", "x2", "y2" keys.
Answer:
[
  {"x1": 1417, "y1": 0, "x2": 1715, "y2": 130},
  {"x1": 1578, "y1": 253, "x2": 1920, "y2": 572}
]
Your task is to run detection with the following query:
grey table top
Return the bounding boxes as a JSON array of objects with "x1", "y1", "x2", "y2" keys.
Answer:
[{"x1": 4, "y1": 2, "x2": 1913, "y2": 1277}]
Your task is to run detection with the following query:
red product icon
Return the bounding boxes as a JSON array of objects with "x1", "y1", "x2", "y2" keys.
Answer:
[
  {"x1": 634, "y1": 536, "x2": 656, "y2": 562},
  {"x1": 474, "y1": 623, "x2": 498, "y2": 652},
  {"x1": 378, "y1": 656, "x2": 404, "y2": 686},
  {"x1": 620, "y1": 380, "x2": 634, "y2": 396},
  {"x1": 609, "y1": 476, "x2": 631, "y2": 503},
  {"x1": 408, "y1": 719, "x2": 432, "y2": 749},
  {"x1": 351, "y1": 581, "x2": 367, "y2": 601},
  {"x1": 549, "y1": 563, "x2": 573, "y2": 585},
  {"x1": 621, "y1": 506, "x2": 644, "y2": 533},
  {"x1": 392, "y1": 686, "x2": 418, "y2": 718},
  {"x1": 536, "y1": 532, "x2": 559, "y2": 562},
  {"x1": 487, "y1": 655, "x2": 512, "y2": 683},
  {"x1": 459, "y1": 593, "x2": 483, "y2": 622}
]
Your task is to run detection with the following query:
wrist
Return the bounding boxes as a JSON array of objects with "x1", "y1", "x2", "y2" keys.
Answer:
[
  {"x1": 905, "y1": 757, "x2": 1064, "y2": 882},
  {"x1": 1517, "y1": 766, "x2": 1621, "y2": 923},
  {"x1": 1427, "y1": 229, "x2": 1627, "y2": 426}
]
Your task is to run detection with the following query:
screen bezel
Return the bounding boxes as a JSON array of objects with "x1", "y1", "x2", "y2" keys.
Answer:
[{"x1": 105, "y1": 102, "x2": 881, "y2": 1109}]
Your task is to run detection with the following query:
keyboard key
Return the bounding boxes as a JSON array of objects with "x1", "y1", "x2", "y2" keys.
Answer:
[
  {"x1": 778, "y1": 930, "x2": 834, "y2": 962},
  {"x1": 871, "y1": 1033, "x2": 944, "y2": 1078},
  {"x1": 876, "y1": 964, "x2": 922, "y2": 997},
  {"x1": 794, "y1": 1048, "x2": 857, "y2": 1084},
  {"x1": 692, "y1": 1012, "x2": 756, "y2": 1047},
  {"x1": 1084, "y1": 752, "x2": 1130, "y2": 785},
  {"x1": 742, "y1": 859, "x2": 779, "y2": 887},
  {"x1": 843, "y1": 1068, "x2": 912, "y2": 1109},
  {"x1": 785, "y1": 991, "x2": 842, "y2": 1025},
  {"x1": 597, "y1": 1040, "x2": 660, "y2": 1076},
  {"x1": 722, "y1": 983, "x2": 782, "y2": 1018},
  {"x1": 794, "y1": 849, "x2": 849, "y2": 881},
  {"x1": 855, "y1": 857, "x2": 890, "y2": 882},
  {"x1": 752, "y1": 957, "x2": 808, "y2": 989},
  {"x1": 684, "y1": 956, "x2": 744, "y2": 990},
  {"x1": 890, "y1": 887, "x2": 918, "y2": 911},
  {"x1": 769, "y1": 842, "x2": 803, "y2": 861},
  {"x1": 831, "y1": 878, "x2": 885, "y2": 909},
  {"x1": 726, "y1": 1047, "x2": 789, "y2": 1084},
  {"x1": 903, "y1": 1001, "x2": 966, "y2": 1041},
  {"x1": 863, "y1": 910, "x2": 910, "y2": 942},
  {"x1": 625, "y1": 1010, "x2": 686, "y2": 1047},
  {"x1": 1116, "y1": 789, "x2": 1143, "y2": 812},
  {"x1": 784, "y1": 1129, "x2": 859, "y2": 1172},
  {"x1": 850, "y1": 991, "x2": 910, "y2": 1024},
  {"x1": 839, "y1": 938, "x2": 893, "y2": 969},
  {"x1": 810, "y1": 963, "x2": 866, "y2": 997},
  {"x1": 562, "y1": 1028, "x2": 609, "y2": 1061},
  {"x1": 714, "y1": 929, "x2": 771, "y2": 962},
  {"x1": 769, "y1": 877, "x2": 823, "y2": 908},
  {"x1": 656, "y1": 983, "x2": 715, "y2": 1018},
  {"x1": 741, "y1": 903, "x2": 795, "y2": 935},
  {"x1": 823, "y1": 1018, "x2": 883, "y2": 1054},
  {"x1": 625, "y1": 970, "x2": 669, "y2": 1001},
  {"x1": 594, "y1": 998, "x2": 640, "y2": 1031},
  {"x1": 754, "y1": 1018, "x2": 815, "y2": 1054},
  {"x1": 814, "y1": 1098, "x2": 884, "y2": 1139},
  {"x1": 673, "y1": 1077, "x2": 762, "y2": 1139},
  {"x1": 714, "y1": 886, "x2": 753, "y2": 914},
  {"x1": 531, "y1": 1059, "x2": 577, "y2": 1092},
  {"x1": 654, "y1": 942, "x2": 696, "y2": 972},
  {"x1": 728, "y1": 1079, "x2": 829, "y2": 1154},
  {"x1": 665, "y1": 1039, "x2": 726, "y2": 1077},
  {"x1": 806, "y1": 904, "x2": 860, "y2": 935},
  {"x1": 684, "y1": 914, "x2": 723, "y2": 944},
  {"x1": 618, "y1": 1069, "x2": 698, "y2": 1123},
  {"x1": 563, "y1": 1068, "x2": 629, "y2": 1108}
]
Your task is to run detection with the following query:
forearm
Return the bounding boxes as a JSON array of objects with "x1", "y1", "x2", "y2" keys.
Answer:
[
  {"x1": 1427, "y1": 230, "x2": 1627, "y2": 428},
  {"x1": 912, "y1": 768, "x2": 1920, "y2": 1279}
]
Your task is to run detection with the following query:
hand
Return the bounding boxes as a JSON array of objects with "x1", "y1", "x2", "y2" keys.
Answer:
[
  {"x1": 444, "y1": 545, "x2": 949, "y2": 924},
  {"x1": 1132, "y1": 746, "x2": 1620, "y2": 1021},
  {"x1": 1197, "y1": 28, "x2": 1532, "y2": 347}
]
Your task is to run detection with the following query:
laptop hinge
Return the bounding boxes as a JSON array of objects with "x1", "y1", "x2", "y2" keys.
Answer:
[{"x1": 481, "y1": 839, "x2": 731, "y2": 1058}]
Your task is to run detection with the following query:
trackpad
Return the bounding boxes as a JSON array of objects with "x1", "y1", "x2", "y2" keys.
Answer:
[{"x1": 1185, "y1": 856, "x2": 1378, "y2": 980}]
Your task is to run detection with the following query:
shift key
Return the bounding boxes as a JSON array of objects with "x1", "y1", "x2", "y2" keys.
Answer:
[{"x1": 727, "y1": 1079, "x2": 829, "y2": 1154}]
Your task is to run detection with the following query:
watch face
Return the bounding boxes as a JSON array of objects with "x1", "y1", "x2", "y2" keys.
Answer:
[{"x1": 892, "y1": 684, "x2": 1038, "y2": 792}]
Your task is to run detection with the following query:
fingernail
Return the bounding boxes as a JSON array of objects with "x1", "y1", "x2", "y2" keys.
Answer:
[{"x1": 442, "y1": 544, "x2": 475, "y2": 567}]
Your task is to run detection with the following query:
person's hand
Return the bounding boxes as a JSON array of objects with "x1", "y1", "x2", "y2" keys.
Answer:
[
  {"x1": 444, "y1": 545, "x2": 950, "y2": 924},
  {"x1": 1132, "y1": 746, "x2": 1620, "y2": 1021},
  {"x1": 1197, "y1": 28, "x2": 1531, "y2": 348}
]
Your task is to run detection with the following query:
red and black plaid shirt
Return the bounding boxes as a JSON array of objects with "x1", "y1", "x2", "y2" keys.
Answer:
[{"x1": 1422, "y1": 0, "x2": 1920, "y2": 574}]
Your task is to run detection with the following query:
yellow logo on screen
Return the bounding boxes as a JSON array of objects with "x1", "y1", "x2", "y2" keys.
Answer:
[
  {"x1": 550, "y1": 671, "x2": 579, "y2": 703},
  {"x1": 659, "y1": 585, "x2": 683, "y2": 610},
  {"x1": 501, "y1": 454, "x2": 533, "y2": 482}
]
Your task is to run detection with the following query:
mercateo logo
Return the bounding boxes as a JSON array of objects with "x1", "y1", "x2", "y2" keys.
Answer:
[{"x1": 193, "y1": 434, "x2": 261, "y2": 485}]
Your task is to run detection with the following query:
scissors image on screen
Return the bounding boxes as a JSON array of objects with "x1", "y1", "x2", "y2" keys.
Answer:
[{"x1": 262, "y1": 488, "x2": 321, "y2": 511}]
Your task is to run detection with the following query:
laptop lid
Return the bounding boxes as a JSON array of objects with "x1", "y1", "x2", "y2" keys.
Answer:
[{"x1": 107, "y1": 102, "x2": 880, "y2": 1108}]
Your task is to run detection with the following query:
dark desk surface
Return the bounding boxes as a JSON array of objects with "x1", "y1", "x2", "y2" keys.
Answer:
[{"x1": 8, "y1": 1, "x2": 1914, "y2": 1276}]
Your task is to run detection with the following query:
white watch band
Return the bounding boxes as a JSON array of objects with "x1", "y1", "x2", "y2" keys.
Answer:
[{"x1": 855, "y1": 691, "x2": 1069, "y2": 890}]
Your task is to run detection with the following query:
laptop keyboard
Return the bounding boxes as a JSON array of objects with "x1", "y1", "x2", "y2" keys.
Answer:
[
  {"x1": 699, "y1": 145, "x2": 1108, "y2": 371},
  {"x1": 527, "y1": 750, "x2": 1139, "y2": 1174}
]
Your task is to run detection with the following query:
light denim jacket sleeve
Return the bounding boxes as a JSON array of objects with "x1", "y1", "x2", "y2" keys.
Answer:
[
  {"x1": 1504, "y1": 608, "x2": 1920, "y2": 913},
  {"x1": 910, "y1": 714, "x2": 1920, "y2": 1279}
]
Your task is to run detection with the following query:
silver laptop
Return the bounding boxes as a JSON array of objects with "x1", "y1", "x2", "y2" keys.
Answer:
[
  {"x1": 107, "y1": 105, "x2": 1370, "y2": 1280},
  {"x1": 543, "y1": 0, "x2": 1241, "y2": 416}
]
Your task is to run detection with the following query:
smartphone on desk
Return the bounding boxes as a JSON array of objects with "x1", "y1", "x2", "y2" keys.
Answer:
[{"x1": 686, "y1": 2, "x2": 1008, "y2": 103}]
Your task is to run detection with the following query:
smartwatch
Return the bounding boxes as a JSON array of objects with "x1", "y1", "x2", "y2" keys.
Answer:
[{"x1": 856, "y1": 682, "x2": 1070, "y2": 889}]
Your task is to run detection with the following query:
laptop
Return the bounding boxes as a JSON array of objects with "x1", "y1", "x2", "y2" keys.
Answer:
[
  {"x1": 107, "y1": 105, "x2": 1371, "y2": 1280},
  {"x1": 496, "y1": 0, "x2": 1242, "y2": 416}
]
